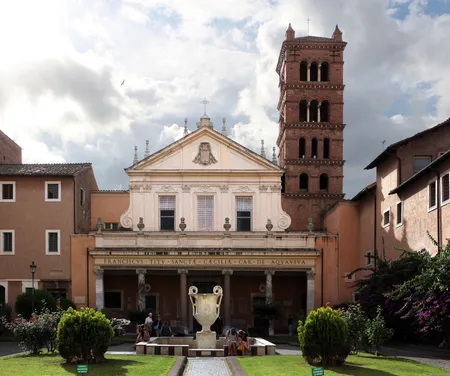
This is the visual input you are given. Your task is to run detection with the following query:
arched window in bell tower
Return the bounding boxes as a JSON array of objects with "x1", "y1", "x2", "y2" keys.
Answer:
[
  {"x1": 310, "y1": 100, "x2": 319, "y2": 122},
  {"x1": 320, "y1": 174, "x2": 329, "y2": 191},
  {"x1": 320, "y1": 100, "x2": 329, "y2": 122},
  {"x1": 299, "y1": 100, "x2": 308, "y2": 122},
  {"x1": 311, "y1": 138, "x2": 318, "y2": 158},
  {"x1": 299, "y1": 138, "x2": 306, "y2": 158},
  {"x1": 310, "y1": 62, "x2": 319, "y2": 81},
  {"x1": 320, "y1": 62, "x2": 329, "y2": 81},
  {"x1": 323, "y1": 138, "x2": 330, "y2": 159},
  {"x1": 300, "y1": 61, "x2": 308, "y2": 81},
  {"x1": 300, "y1": 173, "x2": 309, "y2": 192}
]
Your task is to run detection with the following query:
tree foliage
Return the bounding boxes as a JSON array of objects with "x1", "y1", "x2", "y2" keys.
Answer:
[
  {"x1": 297, "y1": 306, "x2": 350, "y2": 366},
  {"x1": 339, "y1": 304, "x2": 367, "y2": 354},
  {"x1": 387, "y1": 237, "x2": 450, "y2": 346}
]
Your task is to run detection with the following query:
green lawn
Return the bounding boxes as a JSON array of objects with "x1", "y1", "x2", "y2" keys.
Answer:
[
  {"x1": 238, "y1": 353, "x2": 450, "y2": 376},
  {"x1": 0, "y1": 353, "x2": 176, "y2": 376}
]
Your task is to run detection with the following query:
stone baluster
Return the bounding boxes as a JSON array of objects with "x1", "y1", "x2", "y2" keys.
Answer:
[{"x1": 136, "y1": 269, "x2": 147, "y2": 311}]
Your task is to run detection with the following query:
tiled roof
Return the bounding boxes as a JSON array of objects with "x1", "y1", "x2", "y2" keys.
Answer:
[
  {"x1": 293, "y1": 36, "x2": 337, "y2": 43},
  {"x1": 0, "y1": 163, "x2": 91, "y2": 176},
  {"x1": 389, "y1": 149, "x2": 450, "y2": 195},
  {"x1": 365, "y1": 117, "x2": 450, "y2": 170},
  {"x1": 351, "y1": 182, "x2": 376, "y2": 201}
]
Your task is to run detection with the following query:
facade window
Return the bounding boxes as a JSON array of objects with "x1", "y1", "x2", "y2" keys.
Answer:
[
  {"x1": 104, "y1": 291, "x2": 122, "y2": 310},
  {"x1": 300, "y1": 61, "x2": 308, "y2": 81},
  {"x1": 299, "y1": 100, "x2": 308, "y2": 122},
  {"x1": 299, "y1": 173, "x2": 309, "y2": 192},
  {"x1": 197, "y1": 196, "x2": 214, "y2": 231},
  {"x1": 45, "y1": 181, "x2": 61, "y2": 202},
  {"x1": 413, "y1": 156, "x2": 432, "y2": 174},
  {"x1": 104, "y1": 222, "x2": 119, "y2": 231},
  {"x1": 396, "y1": 201, "x2": 403, "y2": 227},
  {"x1": 383, "y1": 209, "x2": 390, "y2": 227},
  {"x1": 320, "y1": 101, "x2": 329, "y2": 122},
  {"x1": 0, "y1": 283, "x2": 6, "y2": 305},
  {"x1": 159, "y1": 196, "x2": 175, "y2": 230},
  {"x1": 46, "y1": 230, "x2": 60, "y2": 255},
  {"x1": 311, "y1": 138, "x2": 318, "y2": 158},
  {"x1": 364, "y1": 251, "x2": 373, "y2": 266},
  {"x1": 310, "y1": 62, "x2": 319, "y2": 81},
  {"x1": 323, "y1": 138, "x2": 330, "y2": 159},
  {"x1": 442, "y1": 172, "x2": 450, "y2": 205},
  {"x1": 236, "y1": 196, "x2": 252, "y2": 231},
  {"x1": 0, "y1": 182, "x2": 15, "y2": 202},
  {"x1": 319, "y1": 174, "x2": 329, "y2": 191},
  {"x1": 320, "y1": 62, "x2": 329, "y2": 81},
  {"x1": 299, "y1": 138, "x2": 306, "y2": 158},
  {"x1": 429, "y1": 180, "x2": 437, "y2": 210},
  {"x1": 80, "y1": 188, "x2": 85, "y2": 206},
  {"x1": 310, "y1": 100, "x2": 319, "y2": 122},
  {"x1": 0, "y1": 230, "x2": 14, "y2": 255}
]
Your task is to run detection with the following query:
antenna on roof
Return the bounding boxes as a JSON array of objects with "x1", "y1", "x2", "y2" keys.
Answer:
[
  {"x1": 382, "y1": 140, "x2": 386, "y2": 151},
  {"x1": 306, "y1": 17, "x2": 311, "y2": 36}
]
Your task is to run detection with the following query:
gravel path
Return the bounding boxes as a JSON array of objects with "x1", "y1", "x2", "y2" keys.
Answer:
[{"x1": 183, "y1": 358, "x2": 231, "y2": 376}]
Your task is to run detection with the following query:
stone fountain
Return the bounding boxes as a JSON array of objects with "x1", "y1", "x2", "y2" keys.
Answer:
[{"x1": 188, "y1": 285, "x2": 223, "y2": 349}]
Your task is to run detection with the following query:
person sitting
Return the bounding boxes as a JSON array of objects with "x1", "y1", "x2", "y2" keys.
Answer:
[
  {"x1": 225, "y1": 327, "x2": 238, "y2": 356},
  {"x1": 151, "y1": 314, "x2": 161, "y2": 337},
  {"x1": 160, "y1": 321, "x2": 173, "y2": 337},
  {"x1": 238, "y1": 330, "x2": 249, "y2": 355},
  {"x1": 135, "y1": 324, "x2": 150, "y2": 345},
  {"x1": 174, "y1": 321, "x2": 186, "y2": 337}
]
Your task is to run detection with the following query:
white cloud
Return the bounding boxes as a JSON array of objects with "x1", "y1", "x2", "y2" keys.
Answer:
[{"x1": 0, "y1": 0, "x2": 450, "y2": 198}]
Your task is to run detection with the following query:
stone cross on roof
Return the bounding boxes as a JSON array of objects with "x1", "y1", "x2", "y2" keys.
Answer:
[{"x1": 201, "y1": 98, "x2": 209, "y2": 117}]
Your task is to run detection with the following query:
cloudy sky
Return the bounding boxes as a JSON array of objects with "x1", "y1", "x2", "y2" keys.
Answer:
[{"x1": 1, "y1": 0, "x2": 449, "y2": 198}]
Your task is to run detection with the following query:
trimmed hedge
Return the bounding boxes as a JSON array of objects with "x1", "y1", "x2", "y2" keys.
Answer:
[{"x1": 298, "y1": 306, "x2": 350, "y2": 366}]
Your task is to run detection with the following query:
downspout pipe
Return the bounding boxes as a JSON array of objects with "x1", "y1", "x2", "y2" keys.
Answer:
[{"x1": 436, "y1": 170, "x2": 442, "y2": 250}]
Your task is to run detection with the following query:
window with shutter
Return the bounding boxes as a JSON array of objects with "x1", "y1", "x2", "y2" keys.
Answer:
[
  {"x1": 429, "y1": 181, "x2": 437, "y2": 210},
  {"x1": 442, "y1": 173, "x2": 450, "y2": 204},
  {"x1": 197, "y1": 196, "x2": 214, "y2": 231},
  {"x1": 236, "y1": 197, "x2": 252, "y2": 231},
  {"x1": 159, "y1": 196, "x2": 175, "y2": 230}
]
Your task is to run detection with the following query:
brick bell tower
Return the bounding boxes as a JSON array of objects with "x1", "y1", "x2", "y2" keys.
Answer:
[{"x1": 276, "y1": 24, "x2": 347, "y2": 231}]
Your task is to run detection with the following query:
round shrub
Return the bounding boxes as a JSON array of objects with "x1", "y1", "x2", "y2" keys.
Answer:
[
  {"x1": 57, "y1": 307, "x2": 114, "y2": 364},
  {"x1": 15, "y1": 289, "x2": 57, "y2": 318},
  {"x1": 298, "y1": 306, "x2": 350, "y2": 366}
]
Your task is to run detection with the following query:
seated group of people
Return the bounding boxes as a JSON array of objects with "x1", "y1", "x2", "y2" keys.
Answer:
[
  {"x1": 225, "y1": 328, "x2": 250, "y2": 356},
  {"x1": 135, "y1": 313, "x2": 186, "y2": 344}
]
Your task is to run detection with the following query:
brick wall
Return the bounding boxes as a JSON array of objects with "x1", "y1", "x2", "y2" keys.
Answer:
[{"x1": 0, "y1": 130, "x2": 22, "y2": 164}]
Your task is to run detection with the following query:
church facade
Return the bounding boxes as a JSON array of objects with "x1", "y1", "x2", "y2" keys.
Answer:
[{"x1": 69, "y1": 25, "x2": 350, "y2": 334}]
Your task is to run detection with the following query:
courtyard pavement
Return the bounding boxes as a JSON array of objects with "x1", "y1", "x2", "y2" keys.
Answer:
[{"x1": 0, "y1": 342, "x2": 23, "y2": 358}]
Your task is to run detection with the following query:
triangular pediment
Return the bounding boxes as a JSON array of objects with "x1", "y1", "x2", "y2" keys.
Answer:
[{"x1": 128, "y1": 127, "x2": 281, "y2": 174}]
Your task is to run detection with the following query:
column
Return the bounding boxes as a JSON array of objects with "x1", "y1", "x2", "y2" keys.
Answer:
[
  {"x1": 136, "y1": 269, "x2": 146, "y2": 311},
  {"x1": 318, "y1": 64, "x2": 322, "y2": 82},
  {"x1": 94, "y1": 267, "x2": 104, "y2": 311},
  {"x1": 318, "y1": 103, "x2": 321, "y2": 123},
  {"x1": 307, "y1": 103, "x2": 310, "y2": 122},
  {"x1": 265, "y1": 270, "x2": 275, "y2": 335},
  {"x1": 222, "y1": 269, "x2": 233, "y2": 328},
  {"x1": 178, "y1": 269, "x2": 188, "y2": 327},
  {"x1": 307, "y1": 64, "x2": 311, "y2": 81},
  {"x1": 306, "y1": 269, "x2": 315, "y2": 313}
]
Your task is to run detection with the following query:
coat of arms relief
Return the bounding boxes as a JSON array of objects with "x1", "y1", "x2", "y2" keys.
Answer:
[{"x1": 193, "y1": 142, "x2": 217, "y2": 165}]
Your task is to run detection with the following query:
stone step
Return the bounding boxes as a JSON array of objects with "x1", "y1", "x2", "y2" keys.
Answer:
[{"x1": 188, "y1": 348, "x2": 225, "y2": 357}]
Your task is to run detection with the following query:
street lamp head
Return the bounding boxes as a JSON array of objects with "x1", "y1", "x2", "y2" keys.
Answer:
[{"x1": 29, "y1": 261, "x2": 37, "y2": 274}]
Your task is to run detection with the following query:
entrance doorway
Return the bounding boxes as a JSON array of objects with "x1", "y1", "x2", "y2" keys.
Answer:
[
  {"x1": 145, "y1": 295, "x2": 157, "y2": 314},
  {"x1": 191, "y1": 280, "x2": 218, "y2": 333},
  {"x1": 252, "y1": 296, "x2": 266, "y2": 333}
]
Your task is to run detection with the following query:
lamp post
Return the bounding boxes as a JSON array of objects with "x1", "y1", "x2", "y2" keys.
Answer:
[{"x1": 30, "y1": 262, "x2": 37, "y2": 314}]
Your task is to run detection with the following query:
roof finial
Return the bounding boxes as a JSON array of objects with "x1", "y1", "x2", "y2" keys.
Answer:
[
  {"x1": 285, "y1": 23, "x2": 295, "y2": 40},
  {"x1": 144, "y1": 140, "x2": 150, "y2": 158},
  {"x1": 260, "y1": 140, "x2": 266, "y2": 158},
  {"x1": 306, "y1": 17, "x2": 311, "y2": 36},
  {"x1": 332, "y1": 24, "x2": 343, "y2": 41},
  {"x1": 272, "y1": 146, "x2": 277, "y2": 164},
  {"x1": 184, "y1": 118, "x2": 188, "y2": 136},
  {"x1": 201, "y1": 98, "x2": 209, "y2": 117},
  {"x1": 133, "y1": 146, "x2": 139, "y2": 164},
  {"x1": 221, "y1": 117, "x2": 227, "y2": 136}
]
